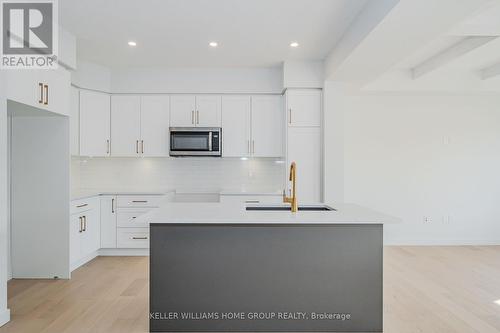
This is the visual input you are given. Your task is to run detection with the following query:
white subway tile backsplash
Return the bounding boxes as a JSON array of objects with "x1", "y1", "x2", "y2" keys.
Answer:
[{"x1": 72, "y1": 157, "x2": 285, "y2": 193}]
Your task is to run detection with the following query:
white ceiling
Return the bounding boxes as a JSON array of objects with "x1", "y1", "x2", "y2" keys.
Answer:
[
  {"x1": 60, "y1": 0, "x2": 368, "y2": 68},
  {"x1": 362, "y1": 0, "x2": 500, "y2": 92}
]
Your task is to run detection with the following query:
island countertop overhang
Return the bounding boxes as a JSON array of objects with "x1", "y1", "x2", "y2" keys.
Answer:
[{"x1": 138, "y1": 201, "x2": 399, "y2": 224}]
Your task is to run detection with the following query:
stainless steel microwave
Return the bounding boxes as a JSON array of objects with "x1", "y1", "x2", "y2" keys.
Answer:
[{"x1": 169, "y1": 127, "x2": 222, "y2": 157}]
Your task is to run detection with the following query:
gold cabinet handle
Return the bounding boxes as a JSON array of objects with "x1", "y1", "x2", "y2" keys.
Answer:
[
  {"x1": 83, "y1": 216, "x2": 87, "y2": 232},
  {"x1": 38, "y1": 83, "x2": 44, "y2": 104},
  {"x1": 132, "y1": 200, "x2": 147, "y2": 203},
  {"x1": 111, "y1": 198, "x2": 115, "y2": 213},
  {"x1": 44, "y1": 84, "x2": 48, "y2": 105},
  {"x1": 132, "y1": 236, "x2": 148, "y2": 240},
  {"x1": 191, "y1": 110, "x2": 194, "y2": 124},
  {"x1": 245, "y1": 200, "x2": 260, "y2": 204},
  {"x1": 141, "y1": 140, "x2": 144, "y2": 154},
  {"x1": 76, "y1": 203, "x2": 88, "y2": 208},
  {"x1": 289, "y1": 108, "x2": 292, "y2": 124},
  {"x1": 136, "y1": 140, "x2": 139, "y2": 154},
  {"x1": 196, "y1": 110, "x2": 200, "y2": 124},
  {"x1": 79, "y1": 217, "x2": 83, "y2": 233},
  {"x1": 106, "y1": 140, "x2": 110, "y2": 155}
]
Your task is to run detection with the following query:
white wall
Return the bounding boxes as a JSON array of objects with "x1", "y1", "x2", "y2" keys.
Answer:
[
  {"x1": 10, "y1": 105, "x2": 70, "y2": 278},
  {"x1": 110, "y1": 66, "x2": 283, "y2": 94},
  {"x1": 71, "y1": 60, "x2": 112, "y2": 92},
  {"x1": 0, "y1": 76, "x2": 10, "y2": 326},
  {"x1": 283, "y1": 61, "x2": 324, "y2": 88},
  {"x1": 332, "y1": 92, "x2": 500, "y2": 245},
  {"x1": 72, "y1": 157, "x2": 285, "y2": 194}
]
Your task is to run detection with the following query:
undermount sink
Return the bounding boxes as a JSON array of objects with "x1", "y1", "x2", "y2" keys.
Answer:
[{"x1": 246, "y1": 205, "x2": 336, "y2": 211}]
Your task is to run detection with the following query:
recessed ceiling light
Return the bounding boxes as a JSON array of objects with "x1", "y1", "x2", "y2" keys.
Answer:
[
  {"x1": 128, "y1": 41, "x2": 137, "y2": 47},
  {"x1": 290, "y1": 42, "x2": 299, "y2": 48},
  {"x1": 209, "y1": 41, "x2": 218, "y2": 47}
]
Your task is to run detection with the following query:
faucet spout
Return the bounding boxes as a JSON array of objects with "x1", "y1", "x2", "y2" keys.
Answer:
[{"x1": 283, "y1": 162, "x2": 298, "y2": 212}]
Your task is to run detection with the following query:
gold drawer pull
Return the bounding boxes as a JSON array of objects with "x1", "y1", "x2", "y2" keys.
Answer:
[
  {"x1": 132, "y1": 236, "x2": 148, "y2": 240},
  {"x1": 132, "y1": 200, "x2": 147, "y2": 203},
  {"x1": 76, "y1": 204, "x2": 88, "y2": 208}
]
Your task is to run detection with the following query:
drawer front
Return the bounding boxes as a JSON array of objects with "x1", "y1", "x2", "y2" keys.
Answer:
[
  {"x1": 117, "y1": 195, "x2": 165, "y2": 208},
  {"x1": 117, "y1": 208, "x2": 152, "y2": 228},
  {"x1": 117, "y1": 228, "x2": 150, "y2": 248},
  {"x1": 220, "y1": 195, "x2": 283, "y2": 205},
  {"x1": 70, "y1": 197, "x2": 99, "y2": 215}
]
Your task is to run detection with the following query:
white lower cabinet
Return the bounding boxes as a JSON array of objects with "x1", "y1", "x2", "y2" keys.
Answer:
[
  {"x1": 115, "y1": 194, "x2": 163, "y2": 249},
  {"x1": 100, "y1": 195, "x2": 117, "y2": 248},
  {"x1": 69, "y1": 197, "x2": 100, "y2": 271},
  {"x1": 71, "y1": 194, "x2": 161, "y2": 268},
  {"x1": 117, "y1": 228, "x2": 150, "y2": 249}
]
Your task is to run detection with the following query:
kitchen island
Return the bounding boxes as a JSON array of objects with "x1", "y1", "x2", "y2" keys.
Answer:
[{"x1": 143, "y1": 201, "x2": 395, "y2": 333}]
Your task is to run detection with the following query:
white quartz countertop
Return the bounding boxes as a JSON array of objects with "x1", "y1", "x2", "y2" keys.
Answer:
[
  {"x1": 137, "y1": 201, "x2": 399, "y2": 225},
  {"x1": 71, "y1": 189, "x2": 172, "y2": 201},
  {"x1": 71, "y1": 189, "x2": 283, "y2": 201}
]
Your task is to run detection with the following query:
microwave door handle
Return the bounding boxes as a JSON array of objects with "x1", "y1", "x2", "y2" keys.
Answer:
[{"x1": 208, "y1": 132, "x2": 213, "y2": 151}]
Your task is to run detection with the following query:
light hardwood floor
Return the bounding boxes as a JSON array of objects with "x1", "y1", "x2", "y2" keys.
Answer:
[{"x1": 1, "y1": 247, "x2": 500, "y2": 333}]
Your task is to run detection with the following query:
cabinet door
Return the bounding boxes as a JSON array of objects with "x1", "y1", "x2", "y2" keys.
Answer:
[
  {"x1": 81, "y1": 209, "x2": 100, "y2": 257},
  {"x1": 69, "y1": 87, "x2": 79, "y2": 156},
  {"x1": 221, "y1": 96, "x2": 251, "y2": 157},
  {"x1": 111, "y1": 95, "x2": 141, "y2": 156},
  {"x1": 80, "y1": 90, "x2": 111, "y2": 156},
  {"x1": 286, "y1": 89, "x2": 321, "y2": 127},
  {"x1": 100, "y1": 196, "x2": 117, "y2": 248},
  {"x1": 39, "y1": 68, "x2": 71, "y2": 116},
  {"x1": 196, "y1": 95, "x2": 221, "y2": 127},
  {"x1": 170, "y1": 95, "x2": 196, "y2": 127},
  {"x1": 141, "y1": 96, "x2": 170, "y2": 157},
  {"x1": 251, "y1": 95, "x2": 283, "y2": 157},
  {"x1": 70, "y1": 214, "x2": 82, "y2": 266},
  {"x1": 4, "y1": 70, "x2": 41, "y2": 110},
  {"x1": 287, "y1": 127, "x2": 321, "y2": 203}
]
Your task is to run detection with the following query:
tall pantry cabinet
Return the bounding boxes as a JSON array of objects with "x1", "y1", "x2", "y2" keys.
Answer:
[{"x1": 285, "y1": 89, "x2": 322, "y2": 203}]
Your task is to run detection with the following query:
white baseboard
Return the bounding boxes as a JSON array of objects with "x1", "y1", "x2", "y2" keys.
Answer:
[
  {"x1": 98, "y1": 248, "x2": 149, "y2": 256},
  {"x1": 0, "y1": 309, "x2": 10, "y2": 327},
  {"x1": 70, "y1": 251, "x2": 99, "y2": 272},
  {"x1": 384, "y1": 239, "x2": 500, "y2": 246}
]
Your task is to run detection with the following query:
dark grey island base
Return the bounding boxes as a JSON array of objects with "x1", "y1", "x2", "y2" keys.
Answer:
[{"x1": 150, "y1": 223, "x2": 383, "y2": 332}]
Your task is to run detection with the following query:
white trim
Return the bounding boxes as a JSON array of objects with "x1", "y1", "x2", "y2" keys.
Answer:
[
  {"x1": 98, "y1": 248, "x2": 149, "y2": 256},
  {"x1": 71, "y1": 84, "x2": 283, "y2": 96},
  {"x1": 0, "y1": 309, "x2": 10, "y2": 327},
  {"x1": 70, "y1": 251, "x2": 99, "y2": 272},
  {"x1": 384, "y1": 239, "x2": 500, "y2": 246}
]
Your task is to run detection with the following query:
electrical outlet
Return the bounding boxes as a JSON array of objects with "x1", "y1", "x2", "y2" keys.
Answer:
[{"x1": 423, "y1": 216, "x2": 431, "y2": 223}]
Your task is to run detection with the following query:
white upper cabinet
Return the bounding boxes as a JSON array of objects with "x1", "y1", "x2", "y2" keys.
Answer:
[
  {"x1": 170, "y1": 95, "x2": 221, "y2": 127},
  {"x1": 222, "y1": 96, "x2": 251, "y2": 157},
  {"x1": 251, "y1": 95, "x2": 283, "y2": 157},
  {"x1": 286, "y1": 89, "x2": 321, "y2": 127},
  {"x1": 69, "y1": 87, "x2": 79, "y2": 156},
  {"x1": 80, "y1": 90, "x2": 111, "y2": 157},
  {"x1": 110, "y1": 95, "x2": 170, "y2": 157},
  {"x1": 141, "y1": 96, "x2": 170, "y2": 157},
  {"x1": 4, "y1": 68, "x2": 70, "y2": 116},
  {"x1": 111, "y1": 96, "x2": 141, "y2": 157},
  {"x1": 221, "y1": 95, "x2": 283, "y2": 158},
  {"x1": 195, "y1": 95, "x2": 221, "y2": 127},
  {"x1": 170, "y1": 95, "x2": 196, "y2": 127}
]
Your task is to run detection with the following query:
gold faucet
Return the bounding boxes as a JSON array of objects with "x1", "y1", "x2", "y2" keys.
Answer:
[{"x1": 283, "y1": 162, "x2": 298, "y2": 212}]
